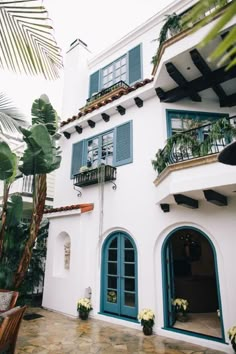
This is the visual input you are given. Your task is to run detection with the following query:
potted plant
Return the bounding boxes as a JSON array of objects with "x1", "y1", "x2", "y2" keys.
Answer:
[
  {"x1": 77, "y1": 297, "x2": 92, "y2": 320},
  {"x1": 138, "y1": 308, "x2": 155, "y2": 335},
  {"x1": 228, "y1": 326, "x2": 236, "y2": 352},
  {"x1": 173, "y1": 298, "x2": 189, "y2": 322}
]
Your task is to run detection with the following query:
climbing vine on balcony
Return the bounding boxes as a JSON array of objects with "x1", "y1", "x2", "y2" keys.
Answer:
[{"x1": 152, "y1": 117, "x2": 236, "y2": 174}]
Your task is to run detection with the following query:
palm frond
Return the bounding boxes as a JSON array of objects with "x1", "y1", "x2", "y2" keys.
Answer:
[
  {"x1": 0, "y1": 92, "x2": 28, "y2": 134},
  {"x1": 0, "y1": 0, "x2": 63, "y2": 79}
]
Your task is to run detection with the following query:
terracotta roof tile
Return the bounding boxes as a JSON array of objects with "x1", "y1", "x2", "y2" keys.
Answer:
[
  {"x1": 60, "y1": 78, "x2": 153, "y2": 127},
  {"x1": 44, "y1": 203, "x2": 94, "y2": 214}
]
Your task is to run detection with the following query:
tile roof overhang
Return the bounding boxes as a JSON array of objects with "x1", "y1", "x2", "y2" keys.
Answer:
[
  {"x1": 60, "y1": 78, "x2": 153, "y2": 130},
  {"x1": 44, "y1": 203, "x2": 94, "y2": 218}
]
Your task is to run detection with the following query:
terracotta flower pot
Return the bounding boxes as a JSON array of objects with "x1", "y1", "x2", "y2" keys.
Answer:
[{"x1": 142, "y1": 326, "x2": 153, "y2": 336}]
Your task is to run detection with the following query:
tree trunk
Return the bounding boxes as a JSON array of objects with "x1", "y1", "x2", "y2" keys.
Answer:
[
  {"x1": 0, "y1": 182, "x2": 10, "y2": 259},
  {"x1": 14, "y1": 174, "x2": 47, "y2": 289}
]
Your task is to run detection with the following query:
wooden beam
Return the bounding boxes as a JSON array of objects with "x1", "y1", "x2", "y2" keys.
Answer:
[
  {"x1": 63, "y1": 132, "x2": 71, "y2": 139},
  {"x1": 156, "y1": 65, "x2": 236, "y2": 103},
  {"x1": 134, "y1": 97, "x2": 143, "y2": 108},
  {"x1": 165, "y1": 62, "x2": 201, "y2": 102},
  {"x1": 88, "y1": 120, "x2": 96, "y2": 128},
  {"x1": 190, "y1": 49, "x2": 227, "y2": 102},
  {"x1": 174, "y1": 194, "x2": 198, "y2": 209},
  {"x1": 101, "y1": 113, "x2": 110, "y2": 122},
  {"x1": 160, "y1": 204, "x2": 170, "y2": 212},
  {"x1": 220, "y1": 93, "x2": 236, "y2": 107},
  {"x1": 203, "y1": 189, "x2": 227, "y2": 206},
  {"x1": 117, "y1": 105, "x2": 126, "y2": 115},
  {"x1": 75, "y1": 126, "x2": 83, "y2": 134}
]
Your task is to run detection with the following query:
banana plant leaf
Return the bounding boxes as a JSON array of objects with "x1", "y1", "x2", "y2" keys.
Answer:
[
  {"x1": 19, "y1": 124, "x2": 61, "y2": 175},
  {"x1": 6, "y1": 194, "x2": 23, "y2": 228},
  {"x1": 0, "y1": 141, "x2": 17, "y2": 180},
  {"x1": 31, "y1": 96, "x2": 58, "y2": 136}
]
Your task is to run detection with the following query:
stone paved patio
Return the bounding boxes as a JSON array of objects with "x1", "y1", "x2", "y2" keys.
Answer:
[{"x1": 16, "y1": 307, "x2": 228, "y2": 353}]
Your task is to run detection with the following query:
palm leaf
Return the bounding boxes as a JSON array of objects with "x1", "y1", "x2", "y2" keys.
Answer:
[
  {"x1": 0, "y1": 0, "x2": 63, "y2": 79},
  {"x1": 181, "y1": 0, "x2": 236, "y2": 70},
  {"x1": 0, "y1": 92, "x2": 27, "y2": 134}
]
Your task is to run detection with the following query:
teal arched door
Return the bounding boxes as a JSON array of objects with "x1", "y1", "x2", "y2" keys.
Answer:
[{"x1": 101, "y1": 231, "x2": 138, "y2": 319}]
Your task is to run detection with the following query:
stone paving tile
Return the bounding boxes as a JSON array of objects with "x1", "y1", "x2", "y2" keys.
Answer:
[{"x1": 15, "y1": 308, "x2": 227, "y2": 354}]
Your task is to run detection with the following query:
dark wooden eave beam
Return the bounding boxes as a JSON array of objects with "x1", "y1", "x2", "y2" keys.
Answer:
[
  {"x1": 190, "y1": 49, "x2": 227, "y2": 102},
  {"x1": 63, "y1": 132, "x2": 71, "y2": 139},
  {"x1": 165, "y1": 62, "x2": 201, "y2": 102},
  {"x1": 220, "y1": 93, "x2": 236, "y2": 107},
  {"x1": 156, "y1": 65, "x2": 236, "y2": 103},
  {"x1": 174, "y1": 194, "x2": 198, "y2": 209},
  {"x1": 75, "y1": 126, "x2": 83, "y2": 134},
  {"x1": 203, "y1": 189, "x2": 227, "y2": 206},
  {"x1": 88, "y1": 120, "x2": 96, "y2": 128},
  {"x1": 101, "y1": 113, "x2": 110, "y2": 122}
]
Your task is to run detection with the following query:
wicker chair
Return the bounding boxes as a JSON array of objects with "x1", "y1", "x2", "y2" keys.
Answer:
[
  {"x1": 0, "y1": 305, "x2": 27, "y2": 353},
  {"x1": 0, "y1": 290, "x2": 19, "y2": 314}
]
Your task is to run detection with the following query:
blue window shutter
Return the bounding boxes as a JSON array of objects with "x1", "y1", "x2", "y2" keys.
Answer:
[
  {"x1": 70, "y1": 140, "x2": 85, "y2": 178},
  {"x1": 128, "y1": 45, "x2": 141, "y2": 84},
  {"x1": 114, "y1": 121, "x2": 133, "y2": 167},
  {"x1": 89, "y1": 71, "x2": 99, "y2": 97}
]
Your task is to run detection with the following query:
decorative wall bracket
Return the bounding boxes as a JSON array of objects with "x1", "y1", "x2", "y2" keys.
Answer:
[{"x1": 73, "y1": 185, "x2": 82, "y2": 197}]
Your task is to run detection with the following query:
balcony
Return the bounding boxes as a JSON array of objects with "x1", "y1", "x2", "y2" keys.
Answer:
[
  {"x1": 74, "y1": 165, "x2": 117, "y2": 188},
  {"x1": 153, "y1": 116, "x2": 236, "y2": 207},
  {"x1": 80, "y1": 81, "x2": 130, "y2": 112},
  {"x1": 153, "y1": 116, "x2": 236, "y2": 175}
]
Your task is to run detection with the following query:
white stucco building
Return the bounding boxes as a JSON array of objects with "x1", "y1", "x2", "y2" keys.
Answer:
[{"x1": 42, "y1": 0, "x2": 236, "y2": 352}]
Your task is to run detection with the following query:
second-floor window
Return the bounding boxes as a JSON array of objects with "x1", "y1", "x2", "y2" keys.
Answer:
[
  {"x1": 71, "y1": 121, "x2": 133, "y2": 178},
  {"x1": 87, "y1": 131, "x2": 114, "y2": 168},
  {"x1": 167, "y1": 109, "x2": 228, "y2": 138}
]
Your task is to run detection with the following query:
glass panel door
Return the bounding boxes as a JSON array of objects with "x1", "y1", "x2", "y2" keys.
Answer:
[{"x1": 102, "y1": 232, "x2": 137, "y2": 319}]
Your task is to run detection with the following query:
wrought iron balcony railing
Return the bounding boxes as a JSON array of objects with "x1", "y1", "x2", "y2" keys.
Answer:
[
  {"x1": 152, "y1": 116, "x2": 236, "y2": 174},
  {"x1": 86, "y1": 80, "x2": 130, "y2": 105},
  {"x1": 73, "y1": 165, "x2": 117, "y2": 188}
]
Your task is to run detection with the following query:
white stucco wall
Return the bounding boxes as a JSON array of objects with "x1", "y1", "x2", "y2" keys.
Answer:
[{"x1": 43, "y1": 1, "x2": 236, "y2": 352}]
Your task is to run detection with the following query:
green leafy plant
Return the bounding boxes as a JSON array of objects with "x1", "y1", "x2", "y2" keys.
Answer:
[
  {"x1": 181, "y1": 0, "x2": 236, "y2": 70},
  {"x1": 152, "y1": 13, "x2": 182, "y2": 65},
  {"x1": 152, "y1": 117, "x2": 236, "y2": 175},
  {"x1": 138, "y1": 308, "x2": 155, "y2": 328}
]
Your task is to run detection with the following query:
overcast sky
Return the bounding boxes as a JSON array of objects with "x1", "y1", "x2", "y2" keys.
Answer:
[{"x1": 1, "y1": 0, "x2": 175, "y2": 120}]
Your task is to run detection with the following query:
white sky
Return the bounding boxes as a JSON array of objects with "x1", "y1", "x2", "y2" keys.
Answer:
[{"x1": 1, "y1": 0, "x2": 175, "y2": 120}]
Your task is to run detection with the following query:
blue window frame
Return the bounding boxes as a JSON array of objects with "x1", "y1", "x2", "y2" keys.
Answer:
[
  {"x1": 70, "y1": 121, "x2": 133, "y2": 178},
  {"x1": 166, "y1": 109, "x2": 228, "y2": 137},
  {"x1": 89, "y1": 44, "x2": 142, "y2": 97},
  {"x1": 102, "y1": 55, "x2": 127, "y2": 89}
]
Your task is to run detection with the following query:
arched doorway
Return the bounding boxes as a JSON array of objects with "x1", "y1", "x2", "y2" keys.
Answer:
[
  {"x1": 101, "y1": 231, "x2": 138, "y2": 320},
  {"x1": 162, "y1": 227, "x2": 225, "y2": 340}
]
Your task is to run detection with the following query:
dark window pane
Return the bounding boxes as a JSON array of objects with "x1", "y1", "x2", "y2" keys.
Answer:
[
  {"x1": 125, "y1": 278, "x2": 135, "y2": 291},
  {"x1": 125, "y1": 263, "x2": 134, "y2": 276},
  {"x1": 108, "y1": 249, "x2": 117, "y2": 261},
  {"x1": 124, "y1": 292, "x2": 135, "y2": 307},
  {"x1": 110, "y1": 238, "x2": 117, "y2": 248},
  {"x1": 125, "y1": 238, "x2": 133, "y2": 248},
  {"x1": 108, "y1": 276, "x2": 117, "y2": 289},
  {"x1": 125, "y1": 250, "x2": 134, "y2": 262},
  {"x1": 107, "y1": 290, "x2": 117, "y2": 303},
  {"x1": 108, "y1": 262, "x2": 117, "y2": 275}
]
